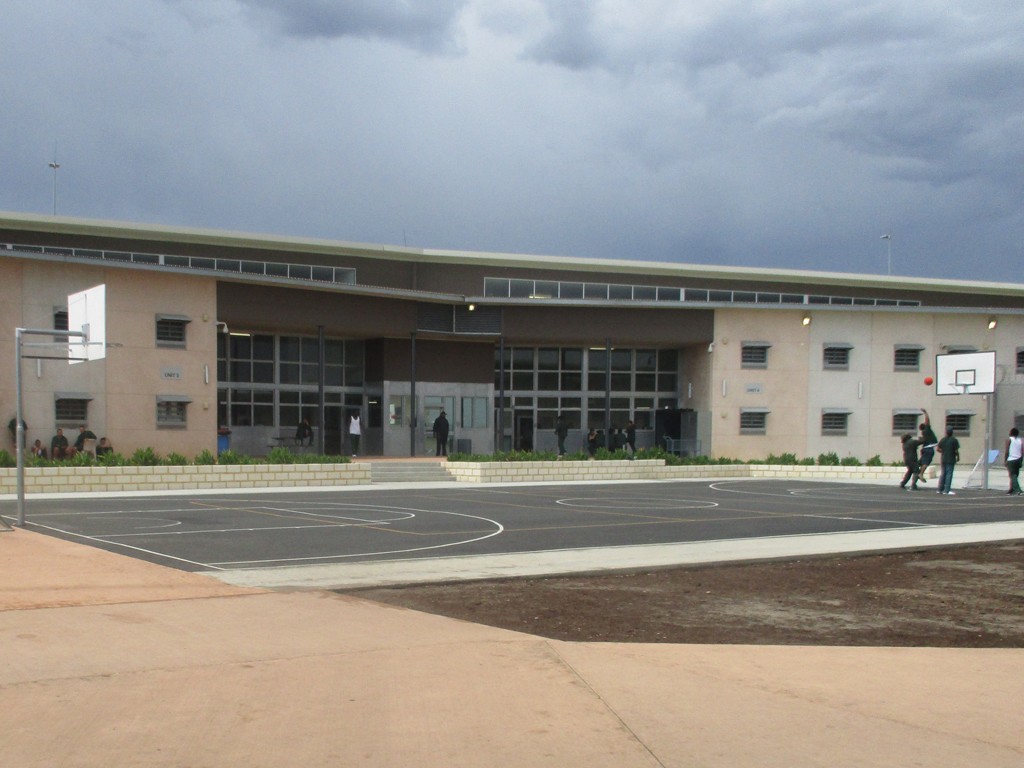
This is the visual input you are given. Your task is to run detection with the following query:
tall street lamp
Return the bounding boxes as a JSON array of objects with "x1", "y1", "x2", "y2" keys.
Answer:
[
  {"x1": 49, "y1": 160, "x2": 60, "y2": 215},
  {"x1": 880, "y1": 233, "x2": 892, "y2": 275}
]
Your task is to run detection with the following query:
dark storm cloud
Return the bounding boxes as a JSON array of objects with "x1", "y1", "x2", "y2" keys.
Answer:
[
  {"x1": 236, "y1": 0, "x2": 468, "y2": 52},
  {"x1": 521, "y1": 1, "x2": 1024, "y2": 190},
  {"x1": 2, "y1": 1, "x2": 1021, "y2": 282}
]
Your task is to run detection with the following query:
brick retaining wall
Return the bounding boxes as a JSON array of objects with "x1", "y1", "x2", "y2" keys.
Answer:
[
  {"x1": 1, "y1": 461, "x2": 913, "y2": 495},
  {"x1": 0, "y1": 463, "x2": 370, "y2": 495}
]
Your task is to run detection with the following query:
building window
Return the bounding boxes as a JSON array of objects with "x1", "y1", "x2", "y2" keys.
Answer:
[
  {"x1": 823, "y1": 345, "x2": 851, "y2": 370},
  {"x1": 268, "y1": 391, "x2": 307, "y2": 428},
  {"x1": 55, "y1": 398, "x2": 89, "y2": 423},
  {"x1": 1016, "y1": 348, "x2": 1024, "y2": 374},
  {"x1": 219, "y1": 333, "x2": 276, "y2": 384},
  {"x1": 894, "y1": 346, "x2": 922, "y2": 371},
  {"x1": 740, "y1": 410, "x2": 768, "y2": 434},
  {"x1": 741, "y1": 343, "x2": 770, "y2": 369},
  {"x1": 156, "y1": 398, "x2": 189, "y2": 428},
  {"x1": 945, "y1": 413, "x2": 972, "y2": 436},
  {"x1": 279, "y1": 336, "x2": 321, "y2": 385},
  {"x1": 155, "y1": 315, "x2": 190, "y2": 348},
  {"x1": 461, "y1": 397, "x2": 488, "y2": 429},
  {"x1": 821, "y1": 411, "x2": 849, "y2": 435},
  {"x1": 945, "y1": 345, "x2": 977, "y2": 355},
  {"x1": 892, "y1": 412, "x2": 920, "y2": 435},
  {"x1": 388, "y1": 395, "x2": 412, "y2": 427}
]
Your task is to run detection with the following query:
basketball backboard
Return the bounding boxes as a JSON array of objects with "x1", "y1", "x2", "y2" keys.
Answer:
[
  {"x1": 68, "y1": 284, "x2": 106, "y2": 363},
  {"x1": 934, "y1": 350, "x2": 995, "y2": 395}
]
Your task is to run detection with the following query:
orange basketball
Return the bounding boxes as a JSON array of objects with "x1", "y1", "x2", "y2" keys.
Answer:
[{"x1": 924, "y1": 376, "x2": 933, "y2": 385}]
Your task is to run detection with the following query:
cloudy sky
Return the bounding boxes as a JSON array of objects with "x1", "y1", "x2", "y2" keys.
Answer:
[{"x1": 2, "y1": 0, "x2": 1022, "y2": 281}]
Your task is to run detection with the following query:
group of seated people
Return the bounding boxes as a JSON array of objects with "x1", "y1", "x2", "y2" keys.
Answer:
[{"x1": 28, "y1": 425, "x2": 112, "y2": 460}]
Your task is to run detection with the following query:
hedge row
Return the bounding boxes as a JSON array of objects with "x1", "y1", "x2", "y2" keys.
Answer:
[
  {"x1": 0, "y1": 447, "x2": 351, "y2": 469},
  {"x1": 0, "y1": 446, "x2": 894, "y2": 469},
  {"x1": 447, "y1": 448, "x2": 893, "y2": 466}
]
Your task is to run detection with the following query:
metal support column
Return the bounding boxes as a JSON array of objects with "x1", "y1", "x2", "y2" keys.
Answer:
[{"x1": 410, "y1": 332, "x2": 417, "y2": 456}]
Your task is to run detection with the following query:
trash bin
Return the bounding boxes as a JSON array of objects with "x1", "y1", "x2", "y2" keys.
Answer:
[{"x1": 217, "y1": 428, "x2": 231, "y2": 454}]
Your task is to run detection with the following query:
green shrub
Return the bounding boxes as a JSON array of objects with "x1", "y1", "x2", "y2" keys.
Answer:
[
  {"x1": 798, "y1": 456, "x2": 816, "y2": 465},
  {"x1": 194, "y1": 449, "x2": 217, "y2": 465},
  {"x1": 840, "y1": 456, "x2": 861, "y2": 466},
  {"x1": 302, "y1": 454, "x2": 350, "y2": 464},
  {"x1": 69, "y1": 450, "x2": 96, "y2": 466},
  {"x1": 97, "y1": 450, "x2": 128, "y2": 466},
  {"x1": 766, "y1": 452, "x2": 799, "y2": 465},
  {"x1": 163, "y1": 452, "x2": 190, "y2": 466},
  {"x1": 130, "y1": 447, "x2": 162, "y2": 466},
  {"x1": 0, "y1": 450, "x2": 15, "y2": 468},
  {"x1": 215, "y1": 450, "x2": 260, "y2": 465},
  {"x1": 267, "y1": 446, "x2": 299, "y2": 464},
  {"x1": 817, "y1": 451, "x2": 840, "y2": 466},
  {"x1": 865, "y1": 455, "x2": 883, "y2": 466}
]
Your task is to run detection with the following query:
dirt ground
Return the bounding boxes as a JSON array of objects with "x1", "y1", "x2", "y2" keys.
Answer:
[{"x1": 346, "y1": 541, "x2": 1024, "y2": 647}]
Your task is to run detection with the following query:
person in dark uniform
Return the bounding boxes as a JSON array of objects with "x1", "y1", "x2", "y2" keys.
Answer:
[
  {"x1": 50, "y1": 428, "x2": 69, "y2": 460},
  {"x1": 74, "y1": 425, "x2": 97, "y2": 454},
  {"x1": 432, "y1": 410, "x2": 450, "y2": 456},
  {"x1": 899, "y1": 433, "x2": 923, "y2": 490},
  {"x1": 917, "y1": 408, "x2": 938, "y2": 483},
  {"x1": 936, "y1": 428, "x2": 959, "y2": 495},
  {"x1": 554, "y1": 413, "x2": 569, "y2": 457},
  {"x1": 295, "y1": 418, "x2": 313, "y2": 446}
]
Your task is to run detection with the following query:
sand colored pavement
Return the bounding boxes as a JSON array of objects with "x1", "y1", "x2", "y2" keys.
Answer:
[{"x1": 2, "y1": 528, "x2": 1022, "y2": 767}]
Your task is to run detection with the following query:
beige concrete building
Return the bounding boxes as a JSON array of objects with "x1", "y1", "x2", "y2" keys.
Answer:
[{"x1": 2, "y1": 211, "x2": 1022, "y2": 464}]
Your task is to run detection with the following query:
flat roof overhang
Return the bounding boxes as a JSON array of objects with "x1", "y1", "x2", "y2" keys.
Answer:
[{"x1": 4, "y1": 210, "x2": 1024, "y2": 301}]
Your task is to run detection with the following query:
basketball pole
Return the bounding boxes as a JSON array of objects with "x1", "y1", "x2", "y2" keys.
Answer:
[
  {"x1": 984, "y1": 388, "x2": 995, "y2": 491},
  {"x1": 13, "y1": 327, "x2": 87, "y2": 528}
]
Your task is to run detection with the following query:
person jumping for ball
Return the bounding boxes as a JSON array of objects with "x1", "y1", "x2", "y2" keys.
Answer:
[{"x1": 917, "y1": 408, "x2": 939, "y2": 482}]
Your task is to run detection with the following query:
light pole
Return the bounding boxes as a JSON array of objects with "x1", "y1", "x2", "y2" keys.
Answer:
[
  {"x1": 48, "y1": 160, "x2": 60, "y2": 215},
  {"x1": 880, "y1": 234, "x2": 892, "y2": 275}
]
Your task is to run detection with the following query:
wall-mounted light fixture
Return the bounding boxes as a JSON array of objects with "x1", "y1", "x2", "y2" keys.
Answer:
[
  {"x1": 468, "y1": 304, "x2": 476, "y2": 311},
  {"x1": 987, "y1": 318, "x2": 997, "y2": 330},
  {"x1": 802, "y1": 315, "x2": 812, "y2": 326}
]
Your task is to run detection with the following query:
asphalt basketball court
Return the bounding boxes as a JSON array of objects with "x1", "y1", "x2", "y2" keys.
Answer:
[{"x1": 4, "y1": 478, "x2": 1023, "y2": 588}]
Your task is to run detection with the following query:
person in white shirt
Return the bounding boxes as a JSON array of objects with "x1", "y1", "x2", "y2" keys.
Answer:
[
  {"x1": 348, "y1": 413, "x2": 361, "y2": 457},
  {"x1": 1004, "y1": 427, "x2": 1022, "y2": 495}
]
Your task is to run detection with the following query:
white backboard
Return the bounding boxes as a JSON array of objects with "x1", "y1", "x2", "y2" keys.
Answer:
[
  {"x1": 68, "y1": 284, "x2": 106, "y2": 363},
  {"x1": 934, "y1": 350, "x2": 995, "y2": 395}
]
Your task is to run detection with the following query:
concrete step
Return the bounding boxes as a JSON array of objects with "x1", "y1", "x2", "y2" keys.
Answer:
[{"x1": 368, "y1": 462, "x2": 455, "y2": 484}]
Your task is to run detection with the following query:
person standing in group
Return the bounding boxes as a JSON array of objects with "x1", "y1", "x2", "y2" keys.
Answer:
[
  {"x1": 899, "y1": 432, "x2": 923, "y2": 490},
  {"x1": 625, "y1": 420, "x2": 636, "y2": 458},
  {"x1": 917, "y1": 408, "x2": 939, "y2": 483},
  {"x1": 936, "y1": 428, "x2": 960, "y2": 495},
  {"x1": 1004, "y1": 427, "x2": 1023, "y2": 495},
  {"x1": 586, "y1": 428, "x2": 598, "y2": 458},
  {"x1": 554, "y1": 413, "x2": 568, "y2": 458},
  {"x1": 432, "y1": 410, "x2": 450, "y2": 457},
  {"x1": 348, "y1": 412, "x2": 361, "y2": 457}
]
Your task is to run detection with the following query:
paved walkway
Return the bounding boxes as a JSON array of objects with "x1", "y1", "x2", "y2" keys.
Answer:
[{"x1": 2, "y1": 497, "x2": 1022, "y2": 766}]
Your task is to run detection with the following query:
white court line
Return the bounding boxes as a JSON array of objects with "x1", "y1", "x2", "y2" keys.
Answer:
[
  {"x1": 555, "y1": 497, "x2": 719, "y2": 510},
  {"x1": 23, "y1": 521, "x2": 218, "y2": 570},
  {"x1": 209, "y1": 508, "x2": 505, "y2": 568},
  {"x1": 98, "y1": 522, "x2": 391, "y2": 538}
]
